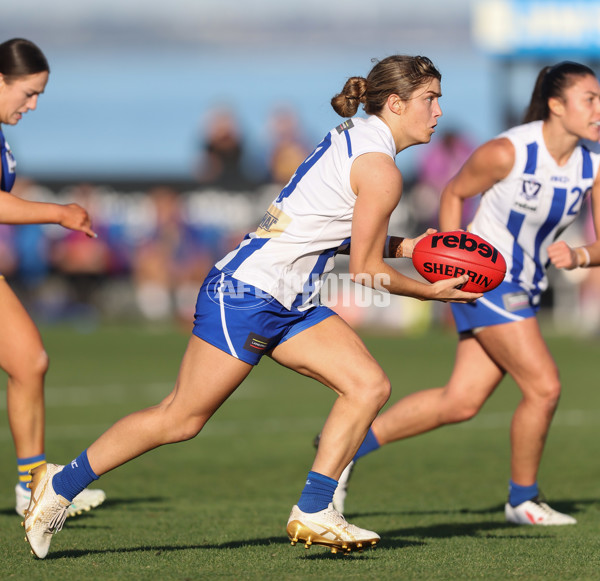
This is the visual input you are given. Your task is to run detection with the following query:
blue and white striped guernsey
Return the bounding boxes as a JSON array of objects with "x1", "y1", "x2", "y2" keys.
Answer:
[
  {"x1": 216, "y1": 115, "x2": 396, "y2": 310},
  {"x1": 469, "y1": 120, "x2": 600, "y2": 300}
]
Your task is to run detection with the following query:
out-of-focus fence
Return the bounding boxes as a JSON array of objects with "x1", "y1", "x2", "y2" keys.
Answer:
[{"x1": 5, "y1": 177, "x2": 599, "y2": 336}]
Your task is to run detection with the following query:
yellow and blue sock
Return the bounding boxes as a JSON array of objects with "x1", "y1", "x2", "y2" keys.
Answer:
[
  {"x1": 353, "y1": 428, "x2": 380, "y2": 461},
  {"x1": 17, "y1": 454, "x2": 46, "y2": 491},
  {"x1": 508, "y1": 480, "x2": 539, "y2": 507},
  {"x1": 297, "y1": 471, "x2": 337, "y2": 513},
  {"x1": 52, "y1": 450, "x2": 98, "y2": 502}
]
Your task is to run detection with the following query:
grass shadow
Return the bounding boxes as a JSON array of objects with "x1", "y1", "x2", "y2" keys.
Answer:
[
  {"x1": 347, "y1": 496, "x2": 598, "y2": 521},
  {"x1": 25, "y1": 496, "x2": 600, "y2": 560}
]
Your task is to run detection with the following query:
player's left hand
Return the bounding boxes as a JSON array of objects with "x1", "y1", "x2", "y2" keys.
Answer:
[
  {"x1": 60, "y1": 203, "x2": 97, "y2": 238},
  {"x1": 401, "y1": 228, "x2": 437, "y2": 259},
  {"x1": 547, "y1": 240, "x2": 577, "y2": 270}
]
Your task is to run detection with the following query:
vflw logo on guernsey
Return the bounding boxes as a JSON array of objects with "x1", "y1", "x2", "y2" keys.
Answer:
[{"x1": 516, "y1": 179, "x2": 542, "y2": 211}]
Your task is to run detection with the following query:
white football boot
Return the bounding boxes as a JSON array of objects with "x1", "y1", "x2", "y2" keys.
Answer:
[
  {"x1": 16, "y1": 481, "x2": 106, "y2": 518},
  {"x1": 332, "y1": 461, "x2": 354, "y2": 515},
  {"x1": 22, "y1": 464, "x2": 70, "y2": 558},
  {"x1": 287, "y1": 503, "x2": 379, "y2": 554},
  {"x1": 505, "y1": 498, "x2": 576, "y2": 526}
]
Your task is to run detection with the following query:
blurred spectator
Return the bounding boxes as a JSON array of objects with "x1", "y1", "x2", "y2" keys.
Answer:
[
  {"x1": 131, "y1": 186, "x2": 182, "y2": 321},
  {"x1": 266, "y1": 105, "x2": 310, "y2": 185},
  {"x1": 10, "y1": 179, "x2": 51, "y2": 293},
  {"x1": 131, "y1": 186, "x2": 214, "y2": 325},
  {"x1": 417, "y1": 129, "x2": 474, "y2": 193},
  {"x1": 195, "y1": 107, "x2": 253, "y2": 190},
  {"x1": 50, "y1": 183, "x2": 112, "y2": 314},
  {"x1": 411, "y1": 129, "x2": 476, "y2": 230}
]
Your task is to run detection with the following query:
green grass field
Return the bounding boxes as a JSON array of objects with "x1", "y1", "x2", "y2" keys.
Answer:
[{"x1": 1, "y1": 321, "x2": 599, "y2": 580}]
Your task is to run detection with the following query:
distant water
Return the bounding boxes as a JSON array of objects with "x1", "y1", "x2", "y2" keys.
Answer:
[{"x1": 4, "y1": 42, "x2": 535, "y2": 182}]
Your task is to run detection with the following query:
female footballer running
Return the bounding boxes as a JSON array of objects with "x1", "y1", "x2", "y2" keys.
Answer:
[
  {"x1": 0, "y1": 38, "x2": 105, "y2": 518},
  {"x1": 23, "y1": 54, "x2": 480, "y2": 558}
]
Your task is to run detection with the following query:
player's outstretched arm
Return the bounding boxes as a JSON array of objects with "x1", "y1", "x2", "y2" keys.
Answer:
[{"x1": 0, "y1": 191, "x2": 96, "y2": 237}]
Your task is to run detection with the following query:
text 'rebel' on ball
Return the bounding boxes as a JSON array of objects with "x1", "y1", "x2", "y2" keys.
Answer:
[{"x1": 412, "y1": 231, "x2": 507, "y2": 293}]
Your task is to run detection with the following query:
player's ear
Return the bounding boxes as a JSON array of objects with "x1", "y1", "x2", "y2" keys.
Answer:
[
  {"x1": 548, "y1": 96, "x2": 565, "y2": 117},
  {"x1": 387, "y1": 94, "x2": 405, "y2": 115}
]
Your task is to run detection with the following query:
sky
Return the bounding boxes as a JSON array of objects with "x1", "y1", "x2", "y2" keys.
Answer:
[
  {"x1": 2, "y1": 0, "x2": 599, "y2": 180},
  {"x1": 1, "y1": 0, "x2": 474, "y2": 47},
  {"x1": 7, "y1": 0, "x2": 594, "y2": 181},
  {"x1": 4, "y1": 0, "x2": 473, "y2": 26},
  {"x1": 0, "y1": 0, "x2": 485, "y2": 179}
]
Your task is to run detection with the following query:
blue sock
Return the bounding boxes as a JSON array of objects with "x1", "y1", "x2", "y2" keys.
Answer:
[
  {"x1": 17, "y1": 453, "x2": 46, "y2": 491},
  {"x1": 509, "y1": 480, "x2": 539, "y2": 507},
  {"x1": 353, "y1": 428, "x2": 380, "y2": 461},
  {"x1": 52, "y1": 450, "x2": 99, "y2": 502},
  {"x1": 297, "y1": 471, "x2": 338, "y2": 513}
]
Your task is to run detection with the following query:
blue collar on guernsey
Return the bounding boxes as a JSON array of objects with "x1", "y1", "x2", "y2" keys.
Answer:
[{"x1": 0, "y1": 128, "x2": 17, "y2": 192}]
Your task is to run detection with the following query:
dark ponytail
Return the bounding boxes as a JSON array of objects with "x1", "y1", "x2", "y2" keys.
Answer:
[
  {"x1": 523, "y1": 61, "x2": 595, "y2": 123},
  {"x1": 0, "y1": 38, "x2": 49, "y2": 79}
]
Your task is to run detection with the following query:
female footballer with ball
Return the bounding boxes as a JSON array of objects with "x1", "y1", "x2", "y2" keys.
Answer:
[
  {"x1": 325, "y1": 61, "x2": 600, "y2": 525},
  {"x1": 22, "y1": 55, "x2": 481, "y2": 559},
  {"x1": 0, "y1": 38, "x2": 105, "y2": 518}
]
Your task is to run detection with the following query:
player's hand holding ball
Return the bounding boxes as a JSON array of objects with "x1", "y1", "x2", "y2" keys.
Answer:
[{"x1": 412, "y1": 230, "x2": 506, "y2": 293}]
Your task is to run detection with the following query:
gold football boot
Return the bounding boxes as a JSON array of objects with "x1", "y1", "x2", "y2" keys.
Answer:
[{"x1": 287, "y1": 503, "x2": 379, "y2": 554}]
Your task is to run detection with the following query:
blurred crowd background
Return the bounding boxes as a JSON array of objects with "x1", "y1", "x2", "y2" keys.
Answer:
[{"x1": 2, "y1": 0, "x2": 600, "y2": 335}]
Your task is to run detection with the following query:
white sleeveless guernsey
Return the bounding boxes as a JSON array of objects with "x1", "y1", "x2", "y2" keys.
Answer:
[{"x1": 216, "y1": 115, "x2": 396, "y2": 310}]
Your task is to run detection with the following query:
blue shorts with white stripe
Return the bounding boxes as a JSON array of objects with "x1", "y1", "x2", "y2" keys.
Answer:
[
  {"x1": 450, "y1": 279, "x2": 540, "y2": 333},
  {"x1": 192, "y1": 266, "x2": 336, "y2": 365}
]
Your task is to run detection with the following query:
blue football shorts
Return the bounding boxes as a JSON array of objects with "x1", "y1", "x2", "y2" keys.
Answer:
[
  {"x1": 451, "y1": 279, "x2": 540, "y2": 333},
  {"x1": 192, "y1": 266, "x2": 337, "y2": 365}
]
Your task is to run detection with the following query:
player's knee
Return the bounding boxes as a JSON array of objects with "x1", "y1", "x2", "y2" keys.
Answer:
[
  {"x1": 546, "y1": 376, "x2": 562, "y2": 402},
  {"x1": 531, "y1": 376, "x2": 562, "y2": 409},
  {"x1": 362, "y1": 371, "x2": 391, "y2": 410},
  {"x1": 343, "y1": 370, "x2": 390, "y2": 412},
  {"x1": 377, "y1": 374, "x2": 392, "y2": 407},
  {"x1": 167, "y1": 414, "x2": 209, "y2": 443},
  {"x1": 447, "y1": 404, "x2": 480, "y2": 423},
  {"x1": 10, "y1": 347, "x2": 49, "y2": 384},
  {"x1": 33, "y1": 349, "x2": 50, "y2": 379},
  {"x1": 440, "y1": 394, "x2": 482, "y2": 424}
]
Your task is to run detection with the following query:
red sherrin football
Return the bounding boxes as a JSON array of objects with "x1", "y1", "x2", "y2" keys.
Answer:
[{"x1": 412, "y1": 231, "x2": 506, "y2": 293}]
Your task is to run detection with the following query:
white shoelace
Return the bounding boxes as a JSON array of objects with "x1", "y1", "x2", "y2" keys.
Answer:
[{"x1": 47, "y1": 506, "x2": 68, "y2": 534}]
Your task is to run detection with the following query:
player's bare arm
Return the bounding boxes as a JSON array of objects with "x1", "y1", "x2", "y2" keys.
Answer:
[
  {"x1": 440, "y1": 137, "x2": 515, "y2": 231},
  {"x1": 349, "y1": 153, "x2": 480, "y2": 303},
  {"x1": 0, "y1": 191, "x2": 96, "y2": 237}
]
